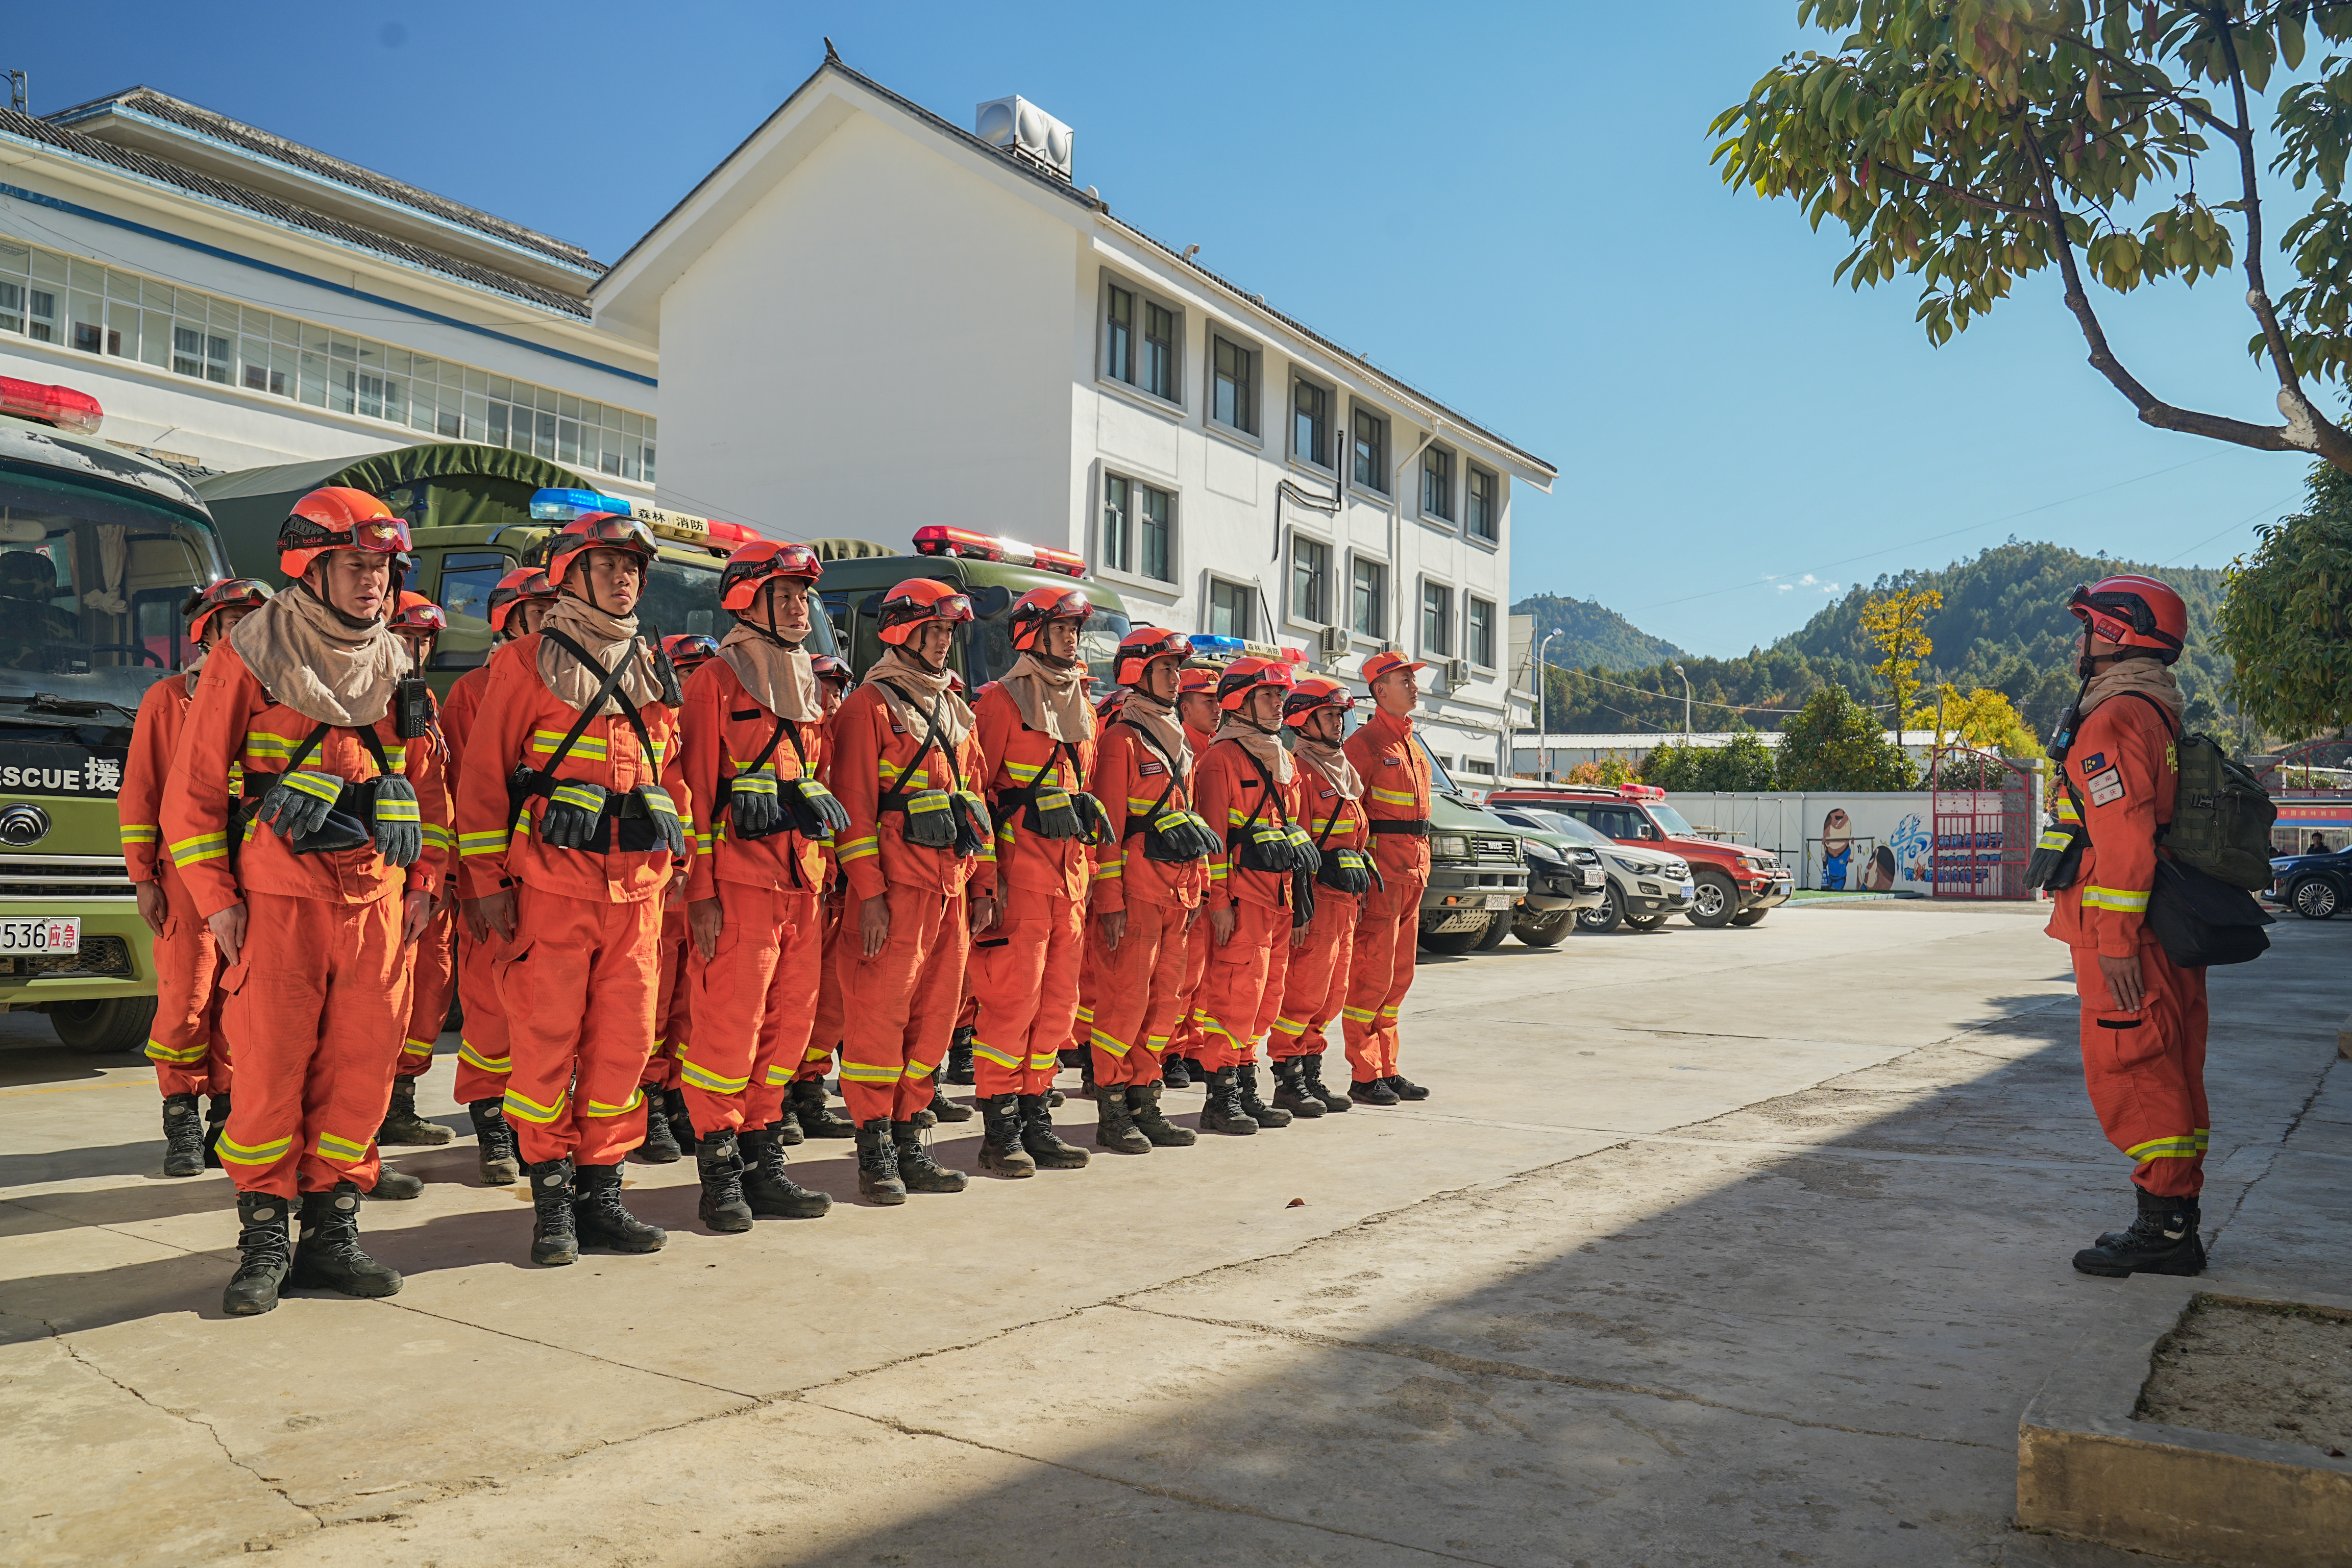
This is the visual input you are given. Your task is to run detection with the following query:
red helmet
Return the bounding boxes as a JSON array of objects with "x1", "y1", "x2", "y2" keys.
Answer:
[
  {"x1": 387, "y1": 591, "x2": 447, "y2": 639},
  {"x1": 718, "y1": 539, "x2": 822, "y2": 614},
  {"x1": 1216, "y1": 656, "x2": 1295, "y2": 712},
  {"x1": 1114, "y1": 626, "x2": 1189, "y2": 687},
  {"x1": 811, "y1": 653, "x2": 853, "y2": 688},
  {"x1": 186, "y1": 577, "x2": 271, "y2": 646},
  {"x1": 2069, "y1": 575, "x2": 2187, "y2": 664},
  {"x1": 1007, "y1": 585, "x2": 1092, "y2": 652},
  {"x1": 278, "y1": 487, "x2": 410, "y2": 580},
  {"x1": 661, "y1": 632, "x2": 720, "y2": 674},
  {"x1": 875, "y1": 576, "x2": 974, "y2": 646},
  {"x1": 485, "y1": 567, "x2": 557, "y2": 638},
  {"x1": 1283, "y1": 675, "x2": 1355, "y2": 728},
  {"x1": 544, "y1": 512, "x2": 657, "y2": 590}
]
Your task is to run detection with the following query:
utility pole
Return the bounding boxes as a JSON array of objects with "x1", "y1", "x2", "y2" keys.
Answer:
[
  {"x1": 7, "y1": 71, "x2": 26, "y2": 115},
  {"x1": 1536, "y1": 629, "x2": 1559, "y2": 780},
  {"x1": 1673, "y1": 663, "x2": 1691, "y2": 747}
]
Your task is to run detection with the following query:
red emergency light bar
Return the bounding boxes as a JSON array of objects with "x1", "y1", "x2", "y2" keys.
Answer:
[
  {"x1": 0, "y1": 376, "x2": 103, "y2": 435},
  {"x1": 706, "y1": 520, "x2": 762, "y2": 544},
  {"x1": 912, "y1": 525, "x2": 1087, "y2": 577}
]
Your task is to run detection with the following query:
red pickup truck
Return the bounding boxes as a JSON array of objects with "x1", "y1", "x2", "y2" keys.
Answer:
[{"x1": 1485, "y1": 783, "x2": 1794, "y2": 928}]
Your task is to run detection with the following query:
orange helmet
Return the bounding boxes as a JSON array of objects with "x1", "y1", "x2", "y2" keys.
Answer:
[
  {"x1": 1007, "y1": 585, "x2": 1091, "y2": 652},
  {"x1": 543, "y1": 512, "x2": 657, "y2": 590},
  {"x1": 1114, "y1": 626, "x2": 1189, "y2": 687},
  {"x1": 186, "y1": 577, "x2": 272, "y2": 646},
  {"x1": 718, "y1": 539, "x2": 822, "y2": 614},
  {"x1": 661, "y1": 633, "x2": 720, "y2": 674},
  {"x1": 1283, "y1": 675, "x2": 1355, "y2": 728},
  {"x1": 875, "y1": 576, "x2": 974, "y2": 646},
  {"x1": 485, "y1": 567, "x2": 557, "y2": 638},
  {"x1": 278, "y1": 487, "x2": 410, "y2": 579},
  {"x1": 2069, "y1": 575, "x2": 2187, "y2": 665},
  {"x1": 387, "y1": 591, "x2": 447, "y2": 638},
  {"x1": 1177, "y1": 666, "x2": 1219, "y2": 697},
  {"x1": 1359, "y1": 650, "x2": 1429, "y2": 688},
  {"x1": 1215, "y1": 656, "x2": 1295, "y2": 712}
]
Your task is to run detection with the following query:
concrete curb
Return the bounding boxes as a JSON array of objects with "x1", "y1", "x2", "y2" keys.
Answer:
[{"x1": 2017, "y1": 1278, "x2": 2352, "y2": 1567}]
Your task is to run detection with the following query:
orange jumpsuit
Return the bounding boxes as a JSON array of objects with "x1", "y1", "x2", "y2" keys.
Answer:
[
  {"x1": 1271, "y1": 761, "x2": 1368, "y2": 1062},
  {"x1": 1083, "y1": 716, "x2": 1207, "y2": 1088},
  {"x1": 644, "y1": 904, "x2": 690, "y2": 1094},
  {"x1": 679, "y1": 657, "x2": 829, "y2": 1135},
  {"x1": 453, "y1": 634, "x2": 690, "y2": 1168},
  {"x1": 2047, "y1": 692, "x2": 2209, "y2": 1199},
  {"x1": 829, "y1": 681, "x2": 982, "y2": 1124},
  {"x1": 1342, "y1": 708, "x2": 1431, "y2": 1083},
  {"x1": 159, "y1": 644, "x2": 447, "y2": 1199},
  {"x1": 968, "y1": 685, "x2": 1096, "y2": 1099},
  {"x1": 395, "y1": 689, "x2": 456, "y2": 1080},
  {"x1": 1166, "y1": 717, "x2": 1221, "y2": 1064},
  {"x1": 1190, "y1": 737, "x2": 1308, "y2": 1071},
  {"x1": 120, "y1": 670, "x2": 230, "y2": 1097},
  {"x1": 440, "y1": 666, "x2": 514, "y2": 1106}
]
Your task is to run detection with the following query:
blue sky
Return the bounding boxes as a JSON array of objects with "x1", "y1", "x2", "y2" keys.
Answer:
[{"x1": 10, "y1": 2, "x2": 2316, "y2": 656}]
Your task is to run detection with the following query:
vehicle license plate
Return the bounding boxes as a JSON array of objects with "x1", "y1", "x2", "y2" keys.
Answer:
[
  {"x1": 1483, "y1": 892, "x2": 1513, "y2": 910},
  {"x1": 1582, "y1": 869, "x2": 1605, "y2": 888},
  {"x1": 0, "y1": 916, "x2": 78, "y2": 954},
  {"x1": 1681, "y1": 881, "x2": 1696, "y2": 900}
]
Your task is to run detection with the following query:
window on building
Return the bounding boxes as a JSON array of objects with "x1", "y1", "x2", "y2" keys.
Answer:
[
  {"x1": 1143, "y1": 302, "x2": 1175, "y2": 401},
  {"x1": 1106, "y1": 284, "x2": 1134, "y2": 384},
  {"x1": 1291, "y1": 534, "x2": 1329, "y2": 624},
  {"x1": 1420, "y1": 580, "x2": 1452, "y2": 657},
  {"x1": 1293, "y1": 378, "x2": 1331, "y2": 468},
  {"x1": 1460, "y1": 755, "x2": 1494, "y2": 778},
  {"x1": 1422, "y1": 446, "x2": 1454, "y2": 521},
  {"x1": 1353, "y1": 405, "x2": 1388, "y2": 493},
  {"x1": 1208, "y1": 577, "x2": 1256, "y2": 640},
  {"x1": 1467, "y1": 465, "x2": 1498, "y2": 542},
  {"x1": 1102, "y1": 472, "x2": 1175, "y2": 582},
  {"x1": 1102, "y1": 473, "x2": 1132, "y2": 575},
  {"x1": 1351, "y1": 555, "x2": 1386, "y2": 639},
  {"x1": 1467, "y1": 595, "x2": 1495, "y2": 668},
  {"x1": 1102, "y1": 277, "x2": 1180, "y2": 404},
  {"x1": 1139, "y1": 481, "x2": 1172, "y2": 581},
  {"x1": 1212, "y1": 334, "x2": 1256, "y2": 434}
]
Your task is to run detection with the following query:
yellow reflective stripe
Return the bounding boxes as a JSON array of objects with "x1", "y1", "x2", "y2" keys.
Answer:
[
  {"x1": 763, "y1": 1064, "x2": 795, "y2": 1087},
  {"x1": 402, "y1": 1036, "x2": 435, "y2": 1055},
  {"x1": 837, "y1": 835, "x2": 880, "y2": 863},
  {"x1": 839, "y1": 1058, "x2": 901, "y2": 1084},
  {"x1": 118, "y1": 823, "x2": 159, "y2": 845},
  {"x1": 1092, "y1": 1027, "x2": 1131, "y2": 1057},
  {"x1": 583, "y1": 1088, "x2": 646, "y2": 1117},
  {"x1": 1208, "y1": 863, "x2": 1229, "y2": 880},
  {"x1": 2082, "y1": 886, "x2": 2150, "y2": 912},
  {"x1": 1378, "y1": 1005, "x2": 1399, "y2": 1018},
  {"x1": 1026, "y1": 1053, "x2": 1058, "y2": 1070},
  {"x1": 1368, "y1": 786, "x2": 1417, "y2": 805},
  {"x1": 144, "y1": 1038, "x2": 208, "y2": 1065},
  {"x1": 970, "y1": 1037, "x2": 1021, "y2": 1070},
  {"x1": 282, "y1": 769, "x2": 345, "y2": 802},
  {"x1": 1191, "y1": 1009, "x2": 1234, "y2": 1041},
  {"x1": 1269, "y1": 1016, "x2": 1307, "y2": 1037},
  {"x1": 2194, "y1": 1127, "x2": 2210, "y2": 1149},
  {"x1": 457, "y1": 1039, "x2": 510, "y2": 1074},
  {"x1": 900, "y1": 1060, "x2": 933, "y2": 1081},
  {"x1": 2055, "y1": 797, "x2": 2081, "y2": 822},
  {"x1": 2124, "y1": 1135, "x2": 2203, "y2": 1162},
  {"x1": 679, "y1": 1059, "x2": 749, "y2": 1095},
  {"x1": 459, "y1": 830, "x2": 510, "y2": 857},
  {"x1": 374, "y1": 796, "x2": 422, "y2": 823},
  {"x1": 502, "y1": 1086, "x2": 568, "y2": 1124},
  {"x1": 214, "y1": 1131, "x2": 294, "y2": 1166},
  {"x1": 801, "y1": 1045, "x2": 833, "y2": 1064},
  {"x1": 169, "y1": 831, "x2": 230, "y2": 866},
  {"x1": 550, "y1": 782, "x2": 605, "y2": 813},
  {"x1": 2036, "y1": 829, "x2": 2071, "y2": 851},
  {"x1": 531, "y1": 729, "x2": 608, "y2": 757},
  {"x1": 1341, "y1": 1006, "x2": 1377, "y2": 1024},
  {"x1": 314, "y1": 1130, "x2": 370, "y2": 1164},
  {"x1": 1092, "y1": 862, "x2": 1123, "y2": 880},
  {"x1": 1072, "y1": 1005, "x2": 1094, "y2": 1023},
  {"x1": 420, "y1": 824, "x2": 455, "y2": 850}
]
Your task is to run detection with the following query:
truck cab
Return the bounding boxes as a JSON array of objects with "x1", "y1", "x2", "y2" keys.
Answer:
[{"x1": 0, "y1": 378, "x2": 236, "y2": 1050}]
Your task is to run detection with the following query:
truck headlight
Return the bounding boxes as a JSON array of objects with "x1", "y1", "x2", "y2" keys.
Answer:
[
  {"x1": 1432, "y1": 834, "x2": 1471, "y2": 860},
  {"x1": 1609, "y1": 855, "x2": 1646, "y2": 875}
]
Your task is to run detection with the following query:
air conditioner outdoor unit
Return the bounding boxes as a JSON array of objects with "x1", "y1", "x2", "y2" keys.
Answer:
[
  {"x1": 1318, "y1": 624, "x2": 1351, "y2": 657},
  {"x1": 1444, "y1": 658, "x2": 1472, "y2": 689},
  {"x1": 975, "y1": 96, "x2": 1074, "y2": 181}
]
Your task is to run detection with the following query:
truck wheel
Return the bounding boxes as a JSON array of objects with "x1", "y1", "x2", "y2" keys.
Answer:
[
  {"x1": 1474, "y1": 913, "x2": 1512, "y2": 951},
  {"x1": 1578, "y1": 886, "x2": 1624, "y2": 934},
  {"x1": 1417, "y1": 917, "x2": 1492, "y2": 956},
  {"x1": 1730, "y1": 908, "x2": 1770, "y2": 927},
  {"x1": 1685, "y1": 870, "x2": 1738, "y2": 928},
  {"x1": 1624, "y1": 912, "x2": 1669, "y2": 931},
  {"x1": 2291, "y1": 877, "x2": 2339, "y2": 920},
  {"x1": 48, "y1": 995, "x2": 157, "y2": 1055},
  {"x1": 1513, "y1": 912, "x2": 1574, "y2": 947}
]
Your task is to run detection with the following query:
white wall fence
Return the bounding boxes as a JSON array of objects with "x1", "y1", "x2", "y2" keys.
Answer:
[{"x1": 1661, "y1": 779, "x2": 2045, "y2": 898}]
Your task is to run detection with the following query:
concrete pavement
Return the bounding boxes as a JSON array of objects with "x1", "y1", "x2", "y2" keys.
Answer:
[{"x1": 3, "y1": 900, "x2": 2346, "y2": 1567}]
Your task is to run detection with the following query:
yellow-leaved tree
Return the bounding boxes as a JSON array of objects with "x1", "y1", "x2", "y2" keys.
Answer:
[{"x1": 1859, "y1": 588, "x2": 1942, "y2": 732}]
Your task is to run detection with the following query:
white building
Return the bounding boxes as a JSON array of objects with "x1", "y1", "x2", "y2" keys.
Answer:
[
  {"x1": 0, "y1": 88, "x2": 659, "y2": 500},
  {"x1": 593, "y1": 55, "x2": 1556, "y2": 776}
]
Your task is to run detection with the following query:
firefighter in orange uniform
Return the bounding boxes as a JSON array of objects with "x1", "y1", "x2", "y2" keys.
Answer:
[
  {"x1": 1189, "y1": 657, "x2": 1307, "y2": 1135},
  {"x1": 443, "y1": 567, "x2": 554, "y2": 1187},
  {"x1": 455, "y1": 514, "x2": 688, "y2": 1266},
  {"x1": 160, "y1": 489, "x2": 445, "y2": 1316},
  {"x1": 1066, "y1": 682, "x2": 1130, "y2": 1092},
  {"x1": 677, "y1": 544, "x2": 840, "y2": 1231},
  {"x1": 122, "y1": 577, "x2": 268, "y2": 1177},
  {"x1": 828, "y1": 578, "x2": 984, "y2": 1202},
  {"x1": 1162, "y1": 664, "x2": 1224, "y2": 1090},
  {"x1": 2045, "y1": 576, "x2": 2211, "y2": 1279},
  {"x1": 1081, "y1": 627, "x2": 1211, "y2": 1153},
  {"x1": 378, "y1": 592, "x2": 459, "y2": 1153},
  {"x1": 638, "y1": 631, "x2": 721, "y2": 1166},
  {"x1": 1342, "y1": 650, "x2": 1433, "y2": 1105},
  {"x1": 1268, "y1": 676, "x2": 1369, "y2": 1118},
  {"x1": 789, "y1": 654, "x2": 862, "y2": 1140}
]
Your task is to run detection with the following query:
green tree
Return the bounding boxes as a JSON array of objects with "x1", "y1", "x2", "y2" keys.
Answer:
[
  {"x1": 1861, "y1": 586, "x2": 1942, "y2": 723},
  {"x1": 2215, "y1": 459, "x2": 2352, "y2": 736},
  {"x1": 1713, "y1": 3, "x2": 2352, "y2": 474},
  {"x1": 1778, "y1": 684, "x2": 1921, "y2": 790},
  {"x1": 1642, "y1": 732, "x2": 1781, "y2": 790}
]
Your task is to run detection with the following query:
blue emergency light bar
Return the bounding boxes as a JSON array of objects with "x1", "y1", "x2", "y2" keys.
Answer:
[
  {"x1": 529, "y1": 488, "x2": 634, "y2": 523},
  {"x1": 1188, "y1": 634, "x2": 1245, "y2": 655}
]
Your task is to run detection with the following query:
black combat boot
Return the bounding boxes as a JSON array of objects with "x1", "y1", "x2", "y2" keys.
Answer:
[
  {"x1": 662, "y1": 1087, "x2": 698, "y2": 1155},
  {"x1": 977, "y1": 1094, "x2": 1036, "y2": 1178},
  {"x1": 576, "y1": 1163, "x2": 667, "y2": 1253},
  {"x1": 2073, "y1": 1188, "x2": 2206, "y2": 1278},
  {"x1": 1269, "y1": 1058, "x2": 1327, "y2": 1119},
  {"x1": 1094, "y1": 1082, "x2": 1152, "y2": 1154},
  {"x1": 468, "y1": 1098, "x2": 522, "y2": 1185},
  {"x1": 770, "y1": 1103, "x2": 804, "y2": 1146},
  {"x1": 854, "y1": 1118, "x2": 906, "y2": 1205},
  {"x1": 1076, "y1": 1056, "x2": 1100, "y2": 1101},
  {"x1": 926, "y1": 1066, "x2": 974, "y2": 1123},
  {"x1": 162, "y1": 1092, "x2": 205, "y2": 1178},
  {"x1": 202, "y1": 1095, "x2": 230, "y2": 1167},
  {"x1": 364, "y1": 1163, "x2": 423, "y2": 1199},
  {"x1": 1349, "y1": 1076, "x2": 1400, "y2": 1107},
  {"x1": 789, "y1": 1077, "x2": 857, "y2": 1139},
  {"x1": 377, "y1": 1075, "x2": 454, "y2": 1145},
  {"x1": 1199, "y1": 1066, "x2": 1259, "y2": 1135},
  {"x1": 1059, "y1": 1046, "x2": 1088, "y2": 1072},
  {"x1": 1235, "y1": 1062, "x2": 1292, "y2": 1128},
  {"x1": 289, "y1": 1183, "x2": 404, "y2": 1298},
  {"x1": 222, "y1": 1191, "x2": 292, "y2": 1316},
  {"x1": 1018, "y1": 1094, "x2": 1090, "y2": 1168},
  {"x1": 945, "y1": 1025, "x2": 976, "y2": 1086},
  {"x1": 1128, "y1": 1083, "x2": 1196, "y2": 1147},
  {"x1": 741, "y1": 1125, "x2": 832, "y2": 1217},
  {"x1": 634, "y1": 1093, "x2": 681, "y2": 1164},
  {"x1": 1381, "y1": 1073, "x2": 1430, "y2": 1101},
  {"x1": 1160, "y1": 1052, "x2": 1192, "y2": 1090},
  {"x1": 1298, "y1": 1052, "x2": 1351, "y2": 1113},
  {"x1": 525, "y1": 1158, "x2": 579, "y2": 1266},
  {"x1": 695, "y1": 1129, "x2": 754, "y2": 1233},
  {"x1": 892, "y1": 1122, "x2": 969, "y2": 1193}
]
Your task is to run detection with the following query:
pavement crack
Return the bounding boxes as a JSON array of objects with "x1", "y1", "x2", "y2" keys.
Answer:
[{"x1": 373, "y1": 1297, "x2": 766, "y2": 1401}]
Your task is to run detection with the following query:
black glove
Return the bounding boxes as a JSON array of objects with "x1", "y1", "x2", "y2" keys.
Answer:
[
  {"x1": 729, "y1": 767, "x2": 783, "y2": 839},
  {"x1": 1286, "y1": 827, "x2": 1323, "y2": 878},
  {"x1": 1023, "y1": 782, "x2": 1084, "y2": 839},
  {"x1": 1070, "y1": 791, "x2": 1113, "y2": 846},
  {"x1": 639, "y1": 785, "x2": 688, "y2": 858},
  {"x1": 540, "y1": 780, "x2": 609, "y2": 849},
  {"x1": 370, "y1": 775, "x2": 423, "y2": 868},
  {"x1": 949, "y1": 790, "x2": 991, "y2": 859},
  {"x1": 254, "y1": 769, "x2": 341, "y2": 841},
  {"x1": 783, "y1": 777, "x2": 851, "y2": 840}
]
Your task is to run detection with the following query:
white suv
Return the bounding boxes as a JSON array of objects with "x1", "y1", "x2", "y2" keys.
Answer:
[{"x1": 1502, "y1": 808, "x2": 1695, "y2": 933}]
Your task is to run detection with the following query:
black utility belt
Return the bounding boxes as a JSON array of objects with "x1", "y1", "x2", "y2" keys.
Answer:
[
  {"x1": 508, "y1": 767, "x2": 668, "y2": 855},
  {"x1": 1369, "y1": 819, "x2": 1430, "y2": 837}
]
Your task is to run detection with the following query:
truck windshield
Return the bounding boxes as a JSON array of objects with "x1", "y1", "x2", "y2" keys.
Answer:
[
  {"x1": 635, "y1": 558, "x2": 837, "y2": 657},
  {"x1": 1649, "y1": 802, "x2": 1698, "y2": 837},
  {"x1": 1415, "y1": 735, "x2": 1459, "y2": 795},
  {"x1": 968, "y1": 605, "x2": 1129, "y2": 687},
  {"x1": 0, "y1": 474, "x2": 225, "y2": 711}
]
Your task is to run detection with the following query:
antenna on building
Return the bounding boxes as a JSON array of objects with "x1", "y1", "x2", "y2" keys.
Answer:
[{"x1": 6, "y1": 71, "x2": 26, "y2": 115}]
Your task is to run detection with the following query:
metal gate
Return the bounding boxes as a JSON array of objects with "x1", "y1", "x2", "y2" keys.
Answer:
[{"x1": 1928, "y1": 749, "x2": 2039, "y2": 900}]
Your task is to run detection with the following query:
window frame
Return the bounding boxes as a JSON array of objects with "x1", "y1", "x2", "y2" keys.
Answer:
[
  {"x1": 1205, "y1": 574, "x2": 1259, "y2": 642},
  {"x1": 1466, "y1": 594, "x2": 1497, "y2": 670},
  {"x1": 1288, "y1": 530, "x2": 1332, "y2": 628},
  {"x1": 1349, "y1": 551, "x2": 1389, "y2": 643},
  {"x1": 1209, "y1": 330, "x2": 1261, "y2": 440},
  {"x1": 1419, "y1": 577, "x2": 1453, "y2": 659},
  {"x1": 1290, "y1": 373, "x2": 1336, "y2": 473},
  {"x1": 1099, "y1": 468, "x2": 1178, "y2": 587},
  {"x1": 1465, "y1": 463, "x2": 1500, "y2": 545},
  {"x1": 1097, "y1": 271, "x2": 1185, "y2": 410},
  {"x1": 1419, "y1": 443, "x2": 1455, "y2": 523},
  {"x1": 1351, "y1": 402, "x2": 1390, "y2": 496}
]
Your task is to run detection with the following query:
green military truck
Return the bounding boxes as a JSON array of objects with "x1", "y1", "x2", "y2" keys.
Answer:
[{"x1": 0, "y1": 380, "x2": 237, "y2": 1050}]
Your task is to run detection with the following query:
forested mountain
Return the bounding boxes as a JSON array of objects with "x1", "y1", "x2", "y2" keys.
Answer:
[
  {"x1": 1510, "y1": 592, "x2": 1685, "y2": 673},
  {"x1": 1532, "y1": 543, "x2": 2232, "y2": 740}
]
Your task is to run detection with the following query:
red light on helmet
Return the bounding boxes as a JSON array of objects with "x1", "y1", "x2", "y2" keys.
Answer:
[{"x1": 0, "y1": 376, "x2": 103, "y2": 434}]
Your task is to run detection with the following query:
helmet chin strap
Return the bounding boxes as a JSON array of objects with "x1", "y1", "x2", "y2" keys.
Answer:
[{"x1": 299, "y1": 574, "x2": 382, "y2": 632}]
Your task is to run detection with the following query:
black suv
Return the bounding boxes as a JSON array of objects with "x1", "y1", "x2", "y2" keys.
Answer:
[{"x1": 2268, "y1": 841, "x2": 2349, "y2": 920}]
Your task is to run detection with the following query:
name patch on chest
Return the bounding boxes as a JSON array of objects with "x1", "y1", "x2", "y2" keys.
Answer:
[
  {"x1": 1137, "y1": 759, "x2": 1166, "y2": 776},
  {"x1": 1381, "y1": 756, "x2": 1402, "y2": 766}
]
